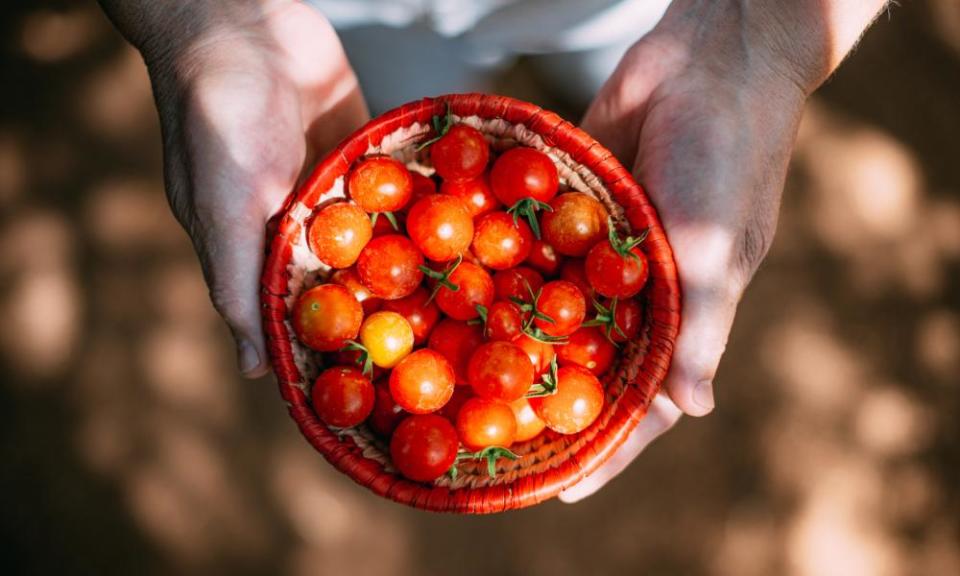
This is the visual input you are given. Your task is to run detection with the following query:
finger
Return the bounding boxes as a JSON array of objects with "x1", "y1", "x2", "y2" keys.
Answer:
[
  {"x1": 559, "y1": 393, "x2": 682, "y2": 503},
  {"x1": 663, "y1": 227, "x2": 742, "y2": 417}
]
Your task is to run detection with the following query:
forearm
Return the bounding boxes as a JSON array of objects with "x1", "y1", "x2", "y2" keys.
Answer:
[{"x1": 656, "y1": 0, "x2": 890, "y2": 94}]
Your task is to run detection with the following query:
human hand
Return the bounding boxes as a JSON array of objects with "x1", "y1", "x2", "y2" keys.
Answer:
[
  {"x1": 101, "y1": 0, "x2": 369, "y2": 377},
  {"x1": 561, "y1": 0, "x2": 888, "y2": 501}
]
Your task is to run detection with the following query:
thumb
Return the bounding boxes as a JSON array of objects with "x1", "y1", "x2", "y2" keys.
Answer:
[
  {"x1": 192, "y1": 213, "x2": 272, "y2": 379},
  {"x1": 663, "y1": 227, "x2": 742, "y2": 416}
]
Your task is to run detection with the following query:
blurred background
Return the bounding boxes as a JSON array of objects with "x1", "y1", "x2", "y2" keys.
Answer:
[{"x1": 2, "y1": 1, "x2": 959, "y2": 575}]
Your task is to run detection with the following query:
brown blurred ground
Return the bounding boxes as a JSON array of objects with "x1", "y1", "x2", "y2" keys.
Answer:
[{"x1": 1, "y1": 1, "x2": 959, "y2": 575}]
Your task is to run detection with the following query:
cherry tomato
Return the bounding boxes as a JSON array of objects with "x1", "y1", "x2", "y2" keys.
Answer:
[
  {"x1": 308, "y1": 202, "x2": 373, "y2": 268},
  {"x1": 357, "y1": 234, "x2": 424, "y2": 300},
  {"x1": 435, "y1": 261, "x2": 494, "y2": 321},
  {"x1": 585, "y1": 239, "x2": 650, "y2": 298},
  {"x1": 389, "y1": 348, "x2": 456, "y2": 414},
  {"x1": 292, "y1": 284, "x2": 362, "y2": 351},
  {"x1": 430, "y1": 124, "x2": 490, "y2": 181},
  {"x1": 484, "y1": 301, "x2": 523, "y2": 342},
  {"x1": 428, "y1": 319, "x2": 485, "y2": 384},
  {"x1": 390, "y1": 414, "x2": 459, "y2": 482},
  {"x1": 348, "y1": 155, "x2": 413, "y2": 213},
  {"x1": 330, "y1": 267, "x2": 381, "y2": 315},
  {"x1": 409, "y1": 172, "x2": 437, "y2": 207},
  {"x1": 525, "y1": 239, "x2": 563, "y2": 276},
  {"x1": 381, "y1": 286, "x2": 440, "y2": 345},
  {"x1": 311, "y1": 366, "x2": 375, "y2": 428},
  {"x1": 467, "y1": 341, "x2": 535, "y2": 402},
  {"x1": 493, "y1": 266, "x2": 544, "y2": 303},
  {"x1": 529, "y1": 365, "x2": 604, "y2": 434},
  {"x1": 438, "y1": 386, "x2": 473, "y2": 422},
  {"x1": 456, "y1": 397, "x2": 517, "y2": 450},
  {"x1": 359, "y1": 311, "x2": 414, "y2": 368},
  {"x1": 489, "y1": 147, "x2": 559, "y2": 205},
  {"x1": 441, "y1": 176, "x2": 501, "y2": 217},
  {"x1": 471, "y1": 211, "x2": 533, "y2": 270},
  {"x1": 534, "y1": 280, "x2": 586, "y2": 337},
  {"x1": 509, "y1": 397, "x2": 546, "y2": 442},
  {"x1": 612, "y1": 298, "x2": 643, "y2": 343},
  {"x1": 514, "y1": 334, "x2": 555, "y2": 377},
  {"x1": 406, "y1": 194, "x2": 474, "y2": 262},
  {"x1": 541, "y1": 193, "x2": 609, "y2": 257},
  {"x1": 559, "y1": 259, "x2": 594, "y2": 304},
  {"x1": 557, "y1": 326, "x2": 616, "y2": 375},
  {"x1": 368, "y1": 383, "x2": 407, "y2": 437}
]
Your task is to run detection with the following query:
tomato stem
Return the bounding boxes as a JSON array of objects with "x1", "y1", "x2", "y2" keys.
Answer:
[
  {"x1": 343, "y1": 340, "x2": 374, "y2": 377},
  {"x1": 525, "y1": 356, "x2": 559, "y2": 397},
  {"x1": 419, "y1": 255, "x2": 462, "y2": 304},
  {"x1": 606, "y1": 217, "x2": 650, "y2": 259},
  {"x1": 449, "y1": 446, "x2": 519, "y2": 479},
  {"x1": 415, "y1": 102, "x2": 454, "y2": 151},
  {"x1": 467, "y1": 304, "x2": 489, "y2": 327},
  {"x1": 370, "y1": 211, "x2": 400, "y2": 231},
  {"x1": 582, "y1": 297, "x2": 625, "y2": 344},
  {"x1": 507, "y1": 198, "x2": 552, "y2": 240}
]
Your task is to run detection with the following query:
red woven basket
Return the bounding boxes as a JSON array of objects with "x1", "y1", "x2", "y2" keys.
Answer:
[{"x1": 260, "y1": 93, "x2": 680, "y2": 513}]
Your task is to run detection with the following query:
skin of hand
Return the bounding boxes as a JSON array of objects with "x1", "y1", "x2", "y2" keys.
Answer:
[
  {"x1": 99, "y1": 0, "x2": 369, "y2": 377},
  {"x1": 561, "y1": 0, "x2": 890, "y2": 502}
]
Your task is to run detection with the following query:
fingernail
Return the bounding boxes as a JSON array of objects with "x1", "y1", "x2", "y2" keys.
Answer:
[
  {"x1": 693, "y1": 380, "x2": 715, "y2": 411},
  {"x1": 237, "y1": 339, "x2": 262, "y2": 375}
]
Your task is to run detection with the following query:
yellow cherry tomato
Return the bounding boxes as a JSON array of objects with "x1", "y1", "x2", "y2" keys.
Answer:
[{"x1": 359, "y1": 311, "x2": 414, "y2": 368}]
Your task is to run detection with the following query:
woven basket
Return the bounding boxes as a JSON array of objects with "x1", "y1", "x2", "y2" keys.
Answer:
[{"x1": 260, "y1": 93, "x2": 680, "y2": 513}]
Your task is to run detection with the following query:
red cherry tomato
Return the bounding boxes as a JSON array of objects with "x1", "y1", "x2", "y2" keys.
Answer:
[
  {"x1": 308, "y1": 202, "x2": 373, "y2": 268},
  {"x1": 484, "y1": 301, "x2": 523, "y2": 342},
  {"x1": 329, "y1": 267, "x2": 381, "y2": 315},
  {"x1": 612, "y1": 298, "x2": 643, "y2": 343},
  {"x1": 292, "y1": 284, "x2": 362, "y2": 351},
  {"x1": 438, "y1": 386, "x2": 473, "y2": 422},
  {"x1": 509, "y1": 397, "x2": 546, "y2": 442},
  {"x1": 541, "y1": 193, "x2": 609, "y2": 257},
  {"x1": 471, "y1": 211, "x2": 533, "y2": 270},
  {"x1": 389, "y1": 348, "x2": 456, "y2": 414},
  {"x1": 489, "y1": 147, "x2": 559, "y2": 205},
  {"x1": 557, "y1": 326, "x2": 616, "y2": 375},
  {"x1": 435, "y1": 261, "x2": 494, "y2": 321},
  {"x1": 348, "y1": 155, "x2": 413, "y2": 213},
  {"x1": 534, "y1": 280, "x2": 586, "y2": 337},
  {"x1": 406, "y1": 194, "x2": 474, "y2": 262},
  {"x1": 431, "y1": 124, "x2": 490, "y2": 181},
  {"x1": 525, "y1": 239, "x2": 563, "y2": 276},
  {"x1": 368, "y1": 383, "x2": 407, "y2": 437},
  {"x1": 467, "y1": 341, "x2": 535, "y2": 402},
  {"x1": 409, "y1": 172, "x2": 437, "y2": 207},
  {"x1": 311, "y1": 366, "x2": 375, "y2": 428},
  {"x1": 493, "y1": 266, "x2": 544, "y2": 303},
  {"x1": 441, "y1": 176, "x2": 501, "y2": 217},
  {"x1": 514, "y1": 334, "x2": 555, "y2": 377},
  {"x1": 559, "y1": 259, "x2": 594, "y2": 304},
  {"x1": 428, "y1": 319, "x2": 485, "y2": 385},
  {"x1": 585, "y1": 240, "x2": 649, "y2": 298},
  {"x1": 456, "y1": 397, "x2": 517, "y2": 450},
  {"x1": 356, "y1": 234, "x2": 424, "y2": 300},
  {"x1": 390, "y1": 414, "x2": 459, "y2": 482},
  {"x1": 529, "y1": 365, "x2": 604, "y2": 434},
  {"x1": 381, "y1": 286, "x2": 440, "y2": 345}
]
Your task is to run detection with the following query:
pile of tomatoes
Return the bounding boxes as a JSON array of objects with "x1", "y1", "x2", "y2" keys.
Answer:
[{"x1": 292, "y1": 116, "x2": 650, "y2": 483}]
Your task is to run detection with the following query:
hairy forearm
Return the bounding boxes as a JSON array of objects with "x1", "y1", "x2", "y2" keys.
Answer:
[{"x1": 656, "y1": 0, "x2": 890, "y2": 94}]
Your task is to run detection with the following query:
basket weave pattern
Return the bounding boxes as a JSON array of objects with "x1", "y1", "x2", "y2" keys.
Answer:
[{"x1": 261, "y1": 94, "x2": 680, "y2": 513}]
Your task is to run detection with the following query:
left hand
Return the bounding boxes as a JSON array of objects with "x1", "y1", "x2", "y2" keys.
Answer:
[{"x1": 560, "y1": 3, "x2": 812, "y2": 502}]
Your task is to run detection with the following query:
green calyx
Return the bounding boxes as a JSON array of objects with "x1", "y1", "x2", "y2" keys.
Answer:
[
  {"x1": 582, "y1": 297, "x2": 625, "y2": 345},
  {"x1": 606, "y1": 217, "x2": 650, "y2": 259},
  {"x1": 419, "y1": 254, "x2": 462, "y2": 304},
  {"x1": 525, "y1": 356, "x2": 559, "y2": 398},
  {"x1": 509, "y1": 283, "x2": 569, "y2": 344},
  {"x1": 467, "y1": 303, "x2": 489, "y2": 328},
  {"x1": 448, "y1": 446, "x2": 519, "y2": 480},
  {"x1": 343, "y1": 340, "x2": 374, "y2": 377},
  {"x1": 370, "y1": 211, "x2": 400, "y2": 232},
  {"x1": 507, "y1": 197, "x2": 553, "y2": 240},
  {"x1": 416, "y1": 103, "x2": 454, "y2": 151}
]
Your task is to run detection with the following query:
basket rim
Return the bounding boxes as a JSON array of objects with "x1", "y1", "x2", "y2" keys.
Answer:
[{"x1": 260, "y1": 93, "x2": 681, "y2": 513}]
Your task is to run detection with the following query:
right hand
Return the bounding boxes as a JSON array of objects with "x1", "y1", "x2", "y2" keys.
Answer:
[{"x1": 139, "y1": 1, "x2": 368, "y2": 377}]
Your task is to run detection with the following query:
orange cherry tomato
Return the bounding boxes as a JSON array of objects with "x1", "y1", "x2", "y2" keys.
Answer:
[
  {"x1": 356, "y1": 234, "x2": 424, "y2": 300},
  {"x1": 389, "y1": 349, "x2": 456, "y2": 414},
  {"x1": 308, "y1": 201, "x2": 373, "y2": 268},
  {"x1": 471, "y1": 211, "x2": 533, "y2": 270},
  {"x1": 435, "y1": 261, "x2": 494, "y2": 321},
  {"x1": 456, "y1": 397, "x2": 517, "y2": 450},
  {"x1": 348, "y1": 155, "x2": 413, "y2": 213},
  {"x1": 529, "y1": 365, "x2": 604, "y2": 434},
  {"x1": 406, "y1": 194, "x2": 474, "y2": 262},
  {"x1": 541, "y1": 193, "x2": 609, "y2": 257},
  {"x1": 534, "y1": 280, "x2": 586, "y2": 337}
]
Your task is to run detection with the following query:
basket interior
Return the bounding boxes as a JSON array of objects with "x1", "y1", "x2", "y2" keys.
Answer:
[{"x1": 279, "y1": 113, "x2": 653, "y2": 489}]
